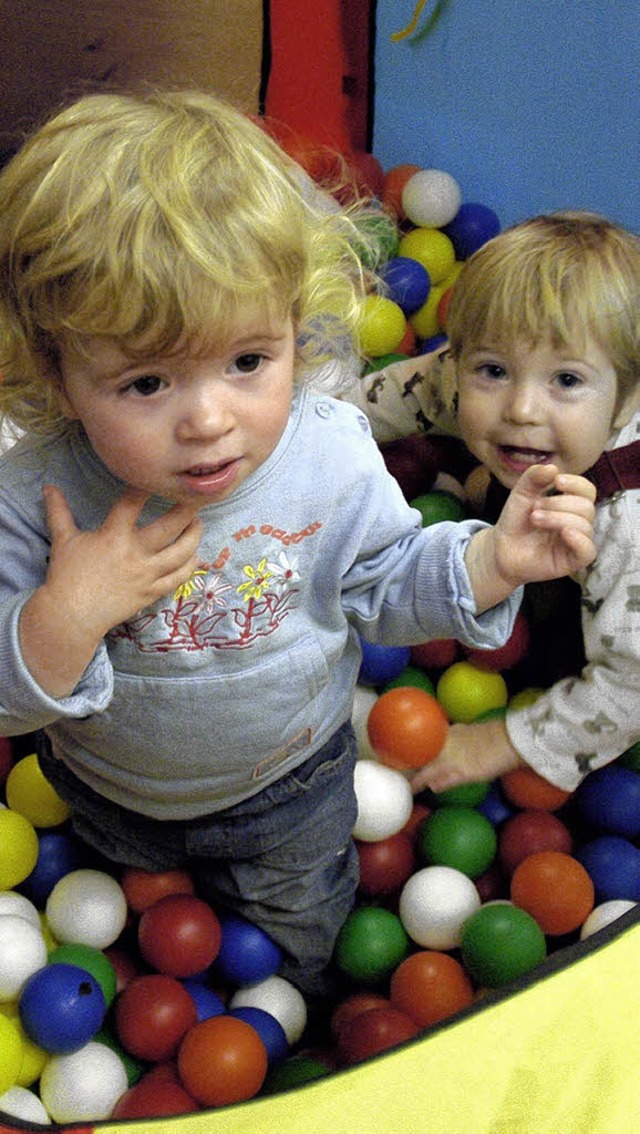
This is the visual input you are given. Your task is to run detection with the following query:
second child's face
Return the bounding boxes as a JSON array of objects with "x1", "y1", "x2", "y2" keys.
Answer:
[
  {"x1": 58, "y1": 316, "x2": 297, "y2": 505},
  {"x1": 456, "y1": 336, "x2": 623, "y2": 488}
]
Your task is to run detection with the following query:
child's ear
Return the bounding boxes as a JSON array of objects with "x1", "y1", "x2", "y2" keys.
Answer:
[
  {"x1": 612, "y1": 385, "x2": 640, "y2": 429},
  {"x1": 48, "y1": 368, "x2": 79, "y2": 421}
]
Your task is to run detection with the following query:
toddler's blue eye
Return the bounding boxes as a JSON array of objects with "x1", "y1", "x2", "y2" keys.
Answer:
[
  {"x1": 234, "y1": 353, "x2": 263, "y2": 374},
  {"x1": 130, "y1": 375, "x2": 163, "y2": 395},
  {"x1": 556, "y1": 372, "x2": 581, "y2": 389}
]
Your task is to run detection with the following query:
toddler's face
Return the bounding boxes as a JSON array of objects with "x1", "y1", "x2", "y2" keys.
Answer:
[
  {"x1": 57, "y1": 316, "x2": 296, "y2": 505},
  {"x1": 456, "y1": 336, "x2": 623, "y2": 488}
]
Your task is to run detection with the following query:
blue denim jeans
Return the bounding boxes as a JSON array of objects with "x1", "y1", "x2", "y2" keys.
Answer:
[{"x1": 38, "y1": 722, "x2": 359, "y2": 997}]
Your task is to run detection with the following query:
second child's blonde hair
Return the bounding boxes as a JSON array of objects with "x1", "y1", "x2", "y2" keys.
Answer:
[
  {"x1": 0, "y1": 89, "x2": 371, "y2": 434},
  {"x1": 447, "y1": 212, "x2": 640, "y2": 414}
]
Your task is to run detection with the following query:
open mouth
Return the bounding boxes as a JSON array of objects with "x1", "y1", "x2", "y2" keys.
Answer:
[
  {"x1": 499, "y1": 445, "x2": 553, "y2": 466},
  {"x1": 179, "y1": 459, "x2": 240, "y2": 493}
]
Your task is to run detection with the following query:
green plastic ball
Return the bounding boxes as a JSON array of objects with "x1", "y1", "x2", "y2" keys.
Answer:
[
  {"x1": 334, "y1": 907, "x2": 410, "y2": 983},
  {"x1": 619, "y1": 741, "x2": 640, "y2": 774},
  {"x1": 48, "y1": 943, "x2": 118, "y2": 1007},
  {"x1": 417, "y1": 806, "x2": 497, "y2": 878},
  {"x1": 383, "y1": 666, "x2": 436, "y2": 697},
  {"x1": 410, "y1": 491, "x2": 467, "y2": 526},
  {"x1": 434, "y1": 782, "x2": 491, "y2": 807},
  {"x1": 461, "y1": 903, "x2": 547, "y2": 987},
  {"x1": 262, "y1": 1055, "x2": 332, "y2": 1095}
]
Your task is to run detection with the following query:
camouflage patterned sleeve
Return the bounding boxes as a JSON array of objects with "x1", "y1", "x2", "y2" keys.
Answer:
[{"x1": 347, "y1": 347, "x2": 461, "y2": 445}]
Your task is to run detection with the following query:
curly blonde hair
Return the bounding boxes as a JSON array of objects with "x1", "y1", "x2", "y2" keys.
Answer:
[
  {"x1": 446, "y1": 211, "x2": 640, "y2": 415},
  {"x1": 0, "y1": 89, "x2": 371, "y2": 434}
]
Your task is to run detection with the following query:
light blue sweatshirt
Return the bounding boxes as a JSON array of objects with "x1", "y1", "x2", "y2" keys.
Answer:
[{"x1": 0, "y1": 388, "x2": 520, "y2": 818}]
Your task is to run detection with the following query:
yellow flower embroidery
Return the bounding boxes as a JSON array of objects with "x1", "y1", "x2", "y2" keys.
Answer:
[
  {"x1": 174, "y1": 567, "x2": 209, "y2": 602},
  {"x1": 237, "y1": 558, "x2": 273, "y2": 602}
]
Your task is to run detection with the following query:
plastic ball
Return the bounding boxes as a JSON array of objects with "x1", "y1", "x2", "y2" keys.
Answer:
[
  {"x1": 336, "y1": 1006, "x2": 419, "y2": 1066},
  {"x1": 463, "y1": 611, "x2": 530, "y2": 672},
  {"x1": 181, "y1": 978, "x2": 225, "y2": 1022},
  {"x1": 0, "y1": 1085, "x2": 51, "y2": 1125},
  {"x1": 121, "y1": 867, "x2": 195, "y2": 914},
  {"x1": 138, "y1": 893, "x2": 221, "y2": 978},
  {"x1": 111, "y1": 1063, "x2": 199, "y2": 1119},
  {"x1": 5, "y1": 753, "x2": 72, "y2": 828},
  {"x1": 435, "y1": 781, "x2": 490, "y2": 808},
  {"x1": 334, "y1": 906, "x2": 409, "y2": 983},
  {"x1": 214, "y1": 911, "x2": 283, "y2": 986},
  {"x1": 229, "y1": 975, "x2": 307, "y2": 1045},
  {"x1": 115, "y1": 974, "x2": 198, "y2": 1062},
  {"x1": 0, "y1": 1002, "x2": 48, "y2": 1088},
  {"x1": 356, "y1": 830, "x2": 417, "y2": 897},
  {"x1": 19, "y1": 831, "x2": 84, "y2": 907},
  {"x1": 398, "y1": 227, "x2": 456, "y2": 285},
  {"x1": 367, "y1": 685, "x2": 449, "y2": 770},
  {"x1": 0, "y1": 890, "x2": 40, "y2": 926},
  {"x1": 358, "y1": 294, "x2": 407, "y2": 358},
  {"x1": 418, "y1": 806, "x2": 497, "y2": 878},
  {"x1": 399, "y1": 865, "x2": 481, "y2": 949},
  {"x1": 409, "y1": 285, "x2": 445, "y2": 340},
  {"x1": 359, "y1": 640, "x2": 411, "y2": 686},
  {"x1": 442, "y1": 201, "x2": 501, "y2": 259},
  {"x1": 330, "y1": 992, "x2": 390, "y2": 1040},
  {"x1": 177, "y1": 1014, "x2": 268, "y2": 1107},
  {"x1": 383, "y1": 666, "x2": 436, "y2": 696},
  {"x1": 618, "y1": 741, "x2": 640, "y2": 773},
  {"x1": 574, "y1": 764, "x2": 640, "y2": 838},
  {"x1": 498, "y1": 809, "x2": 573, "y2": 874},
  {"x1": 402, "y1": 169, "x2": 462, "y2": 229},
  {"x1": 390, "y1": 950, "x2": 473, "y2": 1028},
  {"x1": 352, "y1": 761, "x2": 414, "y2": 842},
  {"x1": 500, "y1": 766, "x2": 572, "y2": 812},
  {"x1": 39, "y1": 1041, "x2": 128, "y2": 1123},
  {"x1": 378, "y1": 256, "x2": 431, "y2": 315},
  {"x1": 437, "y1": 661, "x2": 508, "y2": 723},
  {"x1": 0, "y1": 809, "x2": 39, "y2": 890},
  {"x1": 46, "y1": 869, "x2": 127, "y2": 949},
  {"x1": 576, "y1": 836, "x2": 640, "y2": 903},
  {"x1": 19, "y1": 963, "x2": 107, "y2": 1053},
  {"x1": 411, "y1": 489, "x2": 467, "y2": 526},
  {"x1": 461, "y1": 902, "x2": 547, "y2": 987},
  {"x1": 510, "y1": 851, "x2": 594, "y2": 935},
  {"x1": 228, "y1": 1006, "x2": 289, "y2": 1064},
  {"x1": 0, "y1": 915, "x2": 47, "y2": 1002},
  {"x1": 0, "y1": 1014, "x2": 23, "y2": 1095},
  {"x1": 381, "y1": 163, "x2": 422, "y2": 218},
  {"x1": 0, "y1": 737, "x2": 14, "y2": 786},
  {"x1": 411, "y1": 637, "x2": 459, "y2": 671},
  {"x1": 580, "y1": 899, "x2": 637, "y2": 939},
  {"x1": 262, "y1": 1053, "x2": 333, "y2": 1093},
  {"x1": 48, "y1": 943, "x2": 117, "y2": 1008}
]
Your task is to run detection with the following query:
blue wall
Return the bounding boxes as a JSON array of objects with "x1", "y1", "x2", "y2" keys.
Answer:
[{"x1": 373, "y1": 1, "x2": 639, "y2": 230}]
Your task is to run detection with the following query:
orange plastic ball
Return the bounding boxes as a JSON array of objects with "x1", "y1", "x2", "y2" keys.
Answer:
[
  {"x1": 381, "y1": 163, "x2": 422, "y2": 219},
  {"x1": 121, "y1": 867, "x2": 195, "y2": 915},
  {"x1": 501, "y1": 766, "x2": 572, "y2": 812},
  {"x1": 390, "y1": 950, "x2": 474, "y2": 1028},
  {"x1": 367, "y1": 686, "x2": 449, "y2": 769},
  {"x1": 178, "y1": 1016, "x2": 268, "y2": 1107},
  {"x1": 510, "y1": 851, "x2": 595, "y2": 935}
]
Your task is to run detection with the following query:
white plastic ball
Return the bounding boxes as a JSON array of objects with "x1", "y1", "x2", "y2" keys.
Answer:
[
  {"x1": 580, "y1": 899, "x2": 637, "y2": 939},
  {"x1": 352, "y1": 685, "x2": 379, "y2": 759},
  {"x1": 230, "y1": 975, "x2": 307, "y2": 1045},
  {"x1": 39, "y1": 1041, "x2": 128, "y2": 1123},
  {"x1": 0, "y1": 915, "x2": 47, "y2": 1001},
  {"x1": 352, "y1": 760, "x2": 413, "y2": 842},
  {"x1": 402, "y1": 169, "x2": 462, "y2": 229},
  {"x1": 0, "y1": 1085, "x2": 51, "y2": 1124},
  {"x1": 0, "y1": 891, "x2": 41, "y2": 927},
  {"x1": 45, "y1": 869, "x2": 127, "y2": 949},
  {"x1": 399, "y1": 865, "x2": 481, "y2": 949}
]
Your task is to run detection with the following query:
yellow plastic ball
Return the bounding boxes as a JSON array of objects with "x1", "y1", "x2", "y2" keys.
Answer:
[
  {"x1": 509, "y1": 687, "x2": 545, "y2": 711},
  {"x1": 0, "y1": 809, "x2": 39, "y2": 890},
  {"x1": 358, "y1": 294, "x2": 407, "y2": 358},
  {"x1": 398, "y1": 228, "x2": 456, "y2": 284},
  {"x1": 0, "y1": 1004, "x2": 48, "y2": 1087},
  {"x1": 437, "y1": 661, "x2": 508, "y2": 724},
  {"x1": 0, "y1": 1012, "x2": 23, "y2": 1095},
  {"x1": 6, "y1": 753, "x2": 72, "y2": 828},
  {"x1": 409, "y1": 285, "x2": 445, "y2": 340}
]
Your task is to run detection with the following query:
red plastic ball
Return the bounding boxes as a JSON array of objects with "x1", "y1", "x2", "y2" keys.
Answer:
[
  {"x1": 115, "y1": 974, "x2": 198, "y2": 1061},
  {"x1": 390, "y1": 950, "x2": 474, "y2": 1028},
  {"x1": 357, "y1": 832, "x2": 417, "y2": 897},
  {"x1": 138, "y1": 894, "x2": 222, "y2": 977},
  {"x1": 501, "y1": 767, "x2": 572, "y2": 812},
  {"x1": 367, "y1": 686, "x2": 449, "y2": 770},
  {"x1": 464, "y1": 611, "x2": 530, "y2": 672},
  {"x1": 111, "y1": 1064, "x2": 200, "y2": 1119},
  {"x1": 178, "y1": 1016, "x2": 268, "y2": 1106},
  {"x1": 411, "y1": 638, "x2": 459, "y2": 671},
  {"x1": 499, "y1": 809, "x2": 573, "y2": 875},
  {"x1": 121, "y1": 867, "x2": 195, "y2": 914},
  {"x1": 336, "y1": 1006, "x2": 419, "y2": 1066},
  {"x1": 330, "y1": 992, "x2": 391, "y2": 1042},
  {"x1": 510, "y1": 851, "x2": 595, "y2": 936}
]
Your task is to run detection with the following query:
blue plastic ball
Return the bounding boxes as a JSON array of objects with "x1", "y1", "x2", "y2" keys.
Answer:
[
  {"x1": 577, "y1": 836, "x2": 640, "y2": 902},
  {"x1": 229, "y1": 1006, "x2": 289, "y2": 1063},
  {"x1": 575, "y1": 765, "x2": 640, "y2": 838},
  {"x1": 359, "y1": 641, "x2": 412, "y2": 687},
  {"x1": 19, "y1": 831, "x2": 84, "y2": 907},
  {"x1": 215, "y1": 912, "x2": 283, "y2": 986},
  {"x1": 418, "y1": 334, "x2": 448, "y2": 354},
  {"x1": 182, "y1": 978, "x2": 226, "y2": 1022},
  {"x1": 442, "y1": 202, "x2": 501, "y2": 260},
  {"x1": 20, "y1": 962, "x2": 107, "y2": 1053},
  {"x1": 378, "y1": 256, "x2": 431, "y2": 315}
]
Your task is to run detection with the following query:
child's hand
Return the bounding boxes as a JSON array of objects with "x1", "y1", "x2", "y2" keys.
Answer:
[
  {"x1": 410, "y1": 717, "x2": 525, "y2": 795},
  {"x1": 466, "y1": 465, "x2": 596, "y2": 611},
  {"x1": 19, "y1": 486, "x2": 202, "y2": 699}
]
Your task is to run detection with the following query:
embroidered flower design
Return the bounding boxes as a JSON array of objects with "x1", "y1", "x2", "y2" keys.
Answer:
[
  {"x1": 189, "y1": 572, "x2": 233, "y2": 613},
  {"x1": 173, "y1": 567, "x2": 209, "y2": 601},
  {"x1": 266, "y1": 550, "x2": 300, "y2": 592},
  {"x1": 237, "y1": 557, "x2": 273, "y2": 602}
]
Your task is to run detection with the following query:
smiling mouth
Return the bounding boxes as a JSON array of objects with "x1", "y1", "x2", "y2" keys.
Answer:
[{"x1": 499, "y1": 445, "x2": 553, "y2": 464}]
